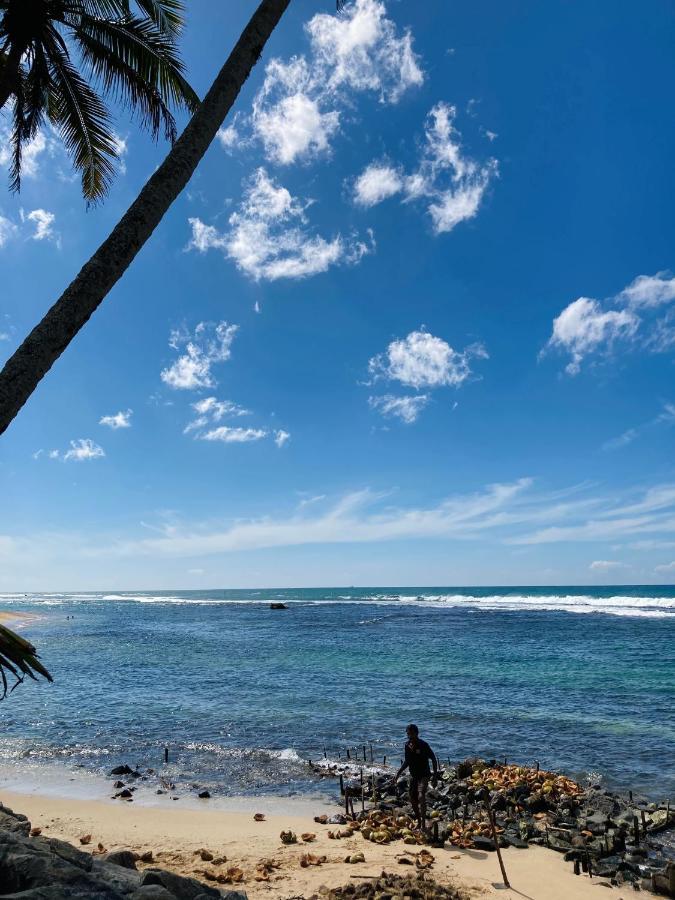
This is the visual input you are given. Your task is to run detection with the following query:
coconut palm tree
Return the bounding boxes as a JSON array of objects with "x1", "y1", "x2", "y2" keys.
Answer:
[
  {"x1": 0, "y1": 0, "x2": 291, "y2": 436},
  {"x1": 0, "y1": 623, "x2": 52, "y2": 699},
  {"x1": 0, "y1": 0, "x2": 200, "y2": 202}
]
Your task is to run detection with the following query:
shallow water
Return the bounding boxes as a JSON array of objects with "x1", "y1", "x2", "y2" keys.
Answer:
[{"x1": 1, "y1": 587, "x2": 673, "y2": 801}]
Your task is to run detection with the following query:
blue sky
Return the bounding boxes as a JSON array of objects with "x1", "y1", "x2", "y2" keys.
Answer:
[{"x1": 2, "y1": 0, "x2": 675, "y2": 590}]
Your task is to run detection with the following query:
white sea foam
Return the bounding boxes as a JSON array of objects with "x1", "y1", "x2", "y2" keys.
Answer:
[{"x1": 1, "y1": 590, "x2": 672, "y2": 617}]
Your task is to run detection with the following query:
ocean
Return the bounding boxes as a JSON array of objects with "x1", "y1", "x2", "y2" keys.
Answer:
[{"x1": 0, "y1": 587, "x2": 674, "y2": 803}]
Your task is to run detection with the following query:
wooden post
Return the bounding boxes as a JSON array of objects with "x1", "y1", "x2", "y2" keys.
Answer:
[
  {"x1": 164, "y1": 747, "x2": 168, "y2": 764},
  {"x1": 363, "y1": 745, "x2": 367, "y2": 761},
  {"x1": 633, "y1": 815, "x2": 640, "y2": 846},
  {"x1": 361, "y1": 784, "x2": 365, "y2": 813},
  {"x1": 640, "y1": 809, "x2": 647, "y2": 836},
  {"x1": 535, "y1": 760, "x2": 539, "y2": 772},
  {"x1": 360, "y1": 767, "x2": 363, "y2": 784},
  {"x1": 339, "y1": 774, "x2": 344, "y2": 796},
  {"x1": 629, "y1": 790, "x2": 633, "y2": 802},
  {"x1": 346, "y1": 747, "x2": 351, "y2": 760},
  {"x1": 323, "y1": 746, "x2": 327, "y2": 759},
  {"x1": 345, "y1": 792, "x2": 349, "y2": 817},
  {"x1": 484, "y1": 791, "x2": 510, "y2": 889},
  {"x1": 383, "y1": 755, "x2": 387, "y2": 767}
]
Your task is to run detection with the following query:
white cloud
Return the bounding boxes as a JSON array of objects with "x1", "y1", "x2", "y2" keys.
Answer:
[
  {"x1": 0, "y1": 129, "x2": 49, "y2": 179},
  {"x1": 252, "y1": 64, "x2": 340, "y2": 164},
  {"x1": 602, "y1": 428, "x2": 638, "y2": 451},
  {"x1": 369, "y1": 329, "x2": 488, "y2": 389},
  {"x1": 228, "y1": 0, "x2": 422, "y2": 166},
  {"x1": 161, "y1": 321, "x2": 238, "y2": 390},
  {"x1": 25, "y1": 208, "x2": 57, "y2": 243},
  {"x1": 200, "y1": 426, "x2": 268, "y2": 444},
  {"x1": 0, "y1": 215, "x2": 17, "y2": 247},
  {"x1": 655, "y1": 560, "x2": 675, "y2": 574},
  {"x1": 353, "y1": 103, "x2": 497, "y2": 234},
  {"x1": 618, "y1": 272, "x2": 675, "y2": 308},
  {"x1": 589, "y1": 560, "x2": 626, "y2": 571},
  {"x1": 112, "y1": 132, "x2": 128, "y2": 174},
  {"x1": 184, "y1": 396, "x2": 250, "y2": 435},
  {"x1": 188, "y1": 168, "x2": 373, "y2": 282},
  {"x1": 32, "y1": 449, "x2": 43, "y2": 460},
  {"x1": 368, "y1": 393, "x2": 429, "y2": 423},
  {"x1": 306, "y1": 0, "x2": 423, "y2": 103},
  {"x1": 544, "y1": 272, "x2": 675, "y2": 374},
  {"x1": 274, "y1": 429, "x2": 291, "y2": 448},
  {"x1": 217, "y1": 123, "x2": 239, "y2": 149},
  {"x1": 354, "y1": 163, "x2": 403, "y2": 206},
  {"x1": 63, "y1": 439, "x2": 105, "y2": 462},
  {"x1": 99, "y1": 409, "x2": 133, "y2": 429},
  {"x1": 48, "y1": 449, "x2": 60, "y2": 460}
]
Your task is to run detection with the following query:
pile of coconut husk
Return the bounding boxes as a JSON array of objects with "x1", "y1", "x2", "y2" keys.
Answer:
[
  {"x1": 314, "y1": 871, "x2": 467, "y2": 899},
  {"x1": 312, "y1": 757, "x2": 675, "y2": 895}
]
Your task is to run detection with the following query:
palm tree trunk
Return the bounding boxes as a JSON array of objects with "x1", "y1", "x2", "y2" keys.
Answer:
[{"x1": 0, "y1": 0, "x2": 291, "y2": 436}]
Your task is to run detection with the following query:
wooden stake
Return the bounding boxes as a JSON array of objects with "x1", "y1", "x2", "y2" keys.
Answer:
[
  {"x1": 164, "y1": 747, "x2": 169, "y2": 764},
  {"x1": 363, "y1": 745, "x2": 367, "y2": 761},
  {"x1": 361, "y1": 784, "x2": 365, "y2": 813},
  {"x1": 484, "y1": 792, "x2": 510, "y2": 889},
  {"x1": 346, "y1": 747, "x2": 351, "y2": 760},
  {"x1": 633, "y1": 815, "x2": 640, "y2": 846},
  {"x1": 640, "y1": 809, "x2": 647, "y2": 836},
  {"x1": 340, "y1": 774, "x2": 344, "y2": 796},
  {"x1": 383, "y1": 755, "x2": 387, "y2": 767},
  {"x1": 345, "y1": 792, "x2": 350, "y2": 816}
]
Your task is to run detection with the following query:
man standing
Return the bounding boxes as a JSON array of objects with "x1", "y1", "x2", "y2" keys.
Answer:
[{"x1": 394, "y1": 724, "x2": 438, "y2": 830}]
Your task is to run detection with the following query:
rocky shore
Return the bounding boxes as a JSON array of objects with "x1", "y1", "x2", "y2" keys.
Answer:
[
  {"x1": 0, "y1": 802, "x2": 246, "y2": 900},
  {"x1": 314, "y1": 757, "x2": 675, "y2": 896}
]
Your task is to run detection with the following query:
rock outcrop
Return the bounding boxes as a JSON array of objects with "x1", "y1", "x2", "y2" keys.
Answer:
[{"x1": 0, "y1": 804, "x2": 247, "y2": 900}]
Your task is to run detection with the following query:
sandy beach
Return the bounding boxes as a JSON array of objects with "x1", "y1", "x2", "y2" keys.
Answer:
[{"x1": 0, "y1": 787, "x2": 625, "y2": 899}]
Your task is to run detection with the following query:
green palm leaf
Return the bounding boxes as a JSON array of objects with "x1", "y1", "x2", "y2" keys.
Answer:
[{"x1": 0, "y1": 624, "x2": 53, "y2": 700}]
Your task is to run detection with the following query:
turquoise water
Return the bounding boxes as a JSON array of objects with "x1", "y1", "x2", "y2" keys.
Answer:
[{"x1": 0, "y1": 587, "x2": 673, "y2": 800}]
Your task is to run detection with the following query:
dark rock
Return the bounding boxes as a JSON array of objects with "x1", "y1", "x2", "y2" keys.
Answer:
[
  {"x1": 115, "y1": 789, "x2": 133, "y2": 799},
  {"x1": 501, "y1": 834, "x2": 529, "y2": 849},
  {"x1": 140, "y1": 868, "x2": 221, "y2": 899},
  {"x1": 130, "y1": 888, "x2": 177, "y2": 900},
  {"x1": 327, "y1": 814, "x2": 347, "y2": 825},
  {"x1": 109, "y1": 765, "x2": 133, "y2": 777},
  {"x1": 0, "y1": 804, "x2": 31, "y2": 837},
  {"x1": 197, "y1": 791, "x2": 210, "y2": 799},
  {"x1": 269, "y1": 603, "x2": 288, "y2": 610},
  {"x1": 113, "y1": 781, "x2": 125, "y2": 789},
  {"x1": 471, "y1": 836, "x2": 496, "y2": 851},
  {"x1": 103, "y1": 850, "x2": 138, "y2": 870}
]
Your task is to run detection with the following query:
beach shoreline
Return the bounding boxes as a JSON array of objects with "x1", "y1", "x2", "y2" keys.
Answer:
[{"x1": 0, "y1": 786, "x2": 624, "y2": 899}]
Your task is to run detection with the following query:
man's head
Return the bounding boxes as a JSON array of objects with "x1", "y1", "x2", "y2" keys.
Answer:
[{"x1": 406, "y1": 723, "x2": 419, "y2": 741}]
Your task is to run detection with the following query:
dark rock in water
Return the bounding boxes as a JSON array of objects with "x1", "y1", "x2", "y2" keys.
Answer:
[
  {"x1": 109, "y1": 764, "x2": 134, "y2": 777},
  {"x1": 197, "y1": 791, "x2": 210, "y2": 799},
  {"x1": 269, "y1": 602, "x2": 288, "y2": 610},
  {"x1": 104, "y1": 850, "x2": 138, "y2": 870},
  {"x1": 113, "y1": 781, "x2": 125, "y2": 789},
  {"x1": 115, "y1": 789, "x2": 133, "y2": 799}
]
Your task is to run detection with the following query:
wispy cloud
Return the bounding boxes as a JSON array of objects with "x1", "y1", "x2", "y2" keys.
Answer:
[
  {"x1": 655, "y1": 560, "x2": 675, "y2": 574},
  {"x1": 161, "y1": 322, "x2": 238, "y2": 390},
  {"x1": 200, "y1": 426, "x2": 268, "y2": 444},
  {"x1": 187, "y1": 168, "x2": 373, "y2": 281},
  {"x1": 353, "y1": 103, "x2": 497, "y2": 234},
  {"x1": 543, "y1": 271, "x2": 675, "y2": 374},
  {"x1": 589, "y1": 559, "x2": 627, "y2": 571},
  {"x1": 35, "y1": 439, "x2": 106, "y2": 462},
  {"x1": 274, "y1": 429, "x2": 291, "y2": 448},
  {"x1": 100, "y1": 409, "x2": 133, "y2": 430},
  {"x1": 367, "y1": 328, "x2": 487, "y2": 423},
  {"x1": 602, "y1": 401, "x2": 675, "y2": 451},
  {"x1": 368, "y1": 393, "x2": 429, "y2": 424}
]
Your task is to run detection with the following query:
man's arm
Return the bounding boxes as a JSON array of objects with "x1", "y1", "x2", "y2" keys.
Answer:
[
  {"x1": 394, "y1": 759, "x2": 409, "y2": 780},
  {"x1": 429, "y1": 745, "x2": 439, "y2": 782}
]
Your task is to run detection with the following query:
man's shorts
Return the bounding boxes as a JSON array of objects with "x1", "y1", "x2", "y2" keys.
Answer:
[{"x1": 409, "y1": 776, "x2": 429, "y2": 805}]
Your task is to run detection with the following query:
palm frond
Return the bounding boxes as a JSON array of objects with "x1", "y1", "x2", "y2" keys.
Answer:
[
  {"x1": 132, "y1": 0, "x2": 185, "y2": 37},
  {"x1": 0, "y1": 624, "x2": 53, "y2": 700},
  {"x1": 44, "y1": 27, "x2": 118, "y2": 202},
  {"x1": 75, "y1": 13, "x2": 199, "y2": 116}
]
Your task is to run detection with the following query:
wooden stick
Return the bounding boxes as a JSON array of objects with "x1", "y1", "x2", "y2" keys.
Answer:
[
  {"x1": 164, "y1": 747, "x2": 169, "y2": 764},
  {"x1": 484, "y1": 792, "x2": 510, "y2": 889},
  {"x1": 339, "y1": 774, "x2": 344, "y2": 796},
  {"x1": 369, "y1": 742, "x2": 374, "y2": 763}
]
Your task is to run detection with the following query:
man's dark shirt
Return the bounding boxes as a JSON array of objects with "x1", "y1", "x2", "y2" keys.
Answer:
[{"x1": 405, "y1": 739, "x2": 434, "y2": 779}]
